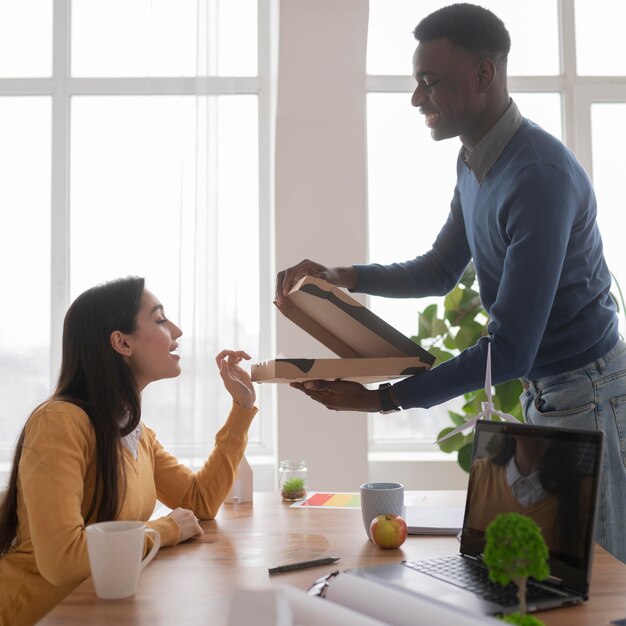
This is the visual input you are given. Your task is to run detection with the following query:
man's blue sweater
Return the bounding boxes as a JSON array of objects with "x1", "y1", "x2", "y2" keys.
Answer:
[{"x1": 354, "y1": 119, "x2": 619, "y2": 410}]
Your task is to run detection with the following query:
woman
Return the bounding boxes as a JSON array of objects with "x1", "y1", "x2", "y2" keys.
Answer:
[
  {"x1": 0, "y1": 276, "x2": 257, "y2": 625},
  {"x1": 466, "y1": 431, "x2": 588, "y2": 560}
]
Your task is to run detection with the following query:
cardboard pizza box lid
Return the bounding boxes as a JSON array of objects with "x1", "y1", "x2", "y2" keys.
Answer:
[{"x1": 275, "y1": 276, "x2": 435, "y2": 363}]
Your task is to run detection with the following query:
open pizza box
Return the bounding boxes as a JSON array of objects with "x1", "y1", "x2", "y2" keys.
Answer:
[{"x1": 252, "y1": 276, "x2": 435, "y2": 384}]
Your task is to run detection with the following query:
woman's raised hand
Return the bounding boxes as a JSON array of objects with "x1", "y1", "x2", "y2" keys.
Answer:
[{"x1": 215, "y1": 350, "x2": 256, "y2": 409}]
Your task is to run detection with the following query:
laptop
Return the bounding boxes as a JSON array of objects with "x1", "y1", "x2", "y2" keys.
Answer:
[{"x1": 347, "y1": 420, "x2": 604, "y2": 616}]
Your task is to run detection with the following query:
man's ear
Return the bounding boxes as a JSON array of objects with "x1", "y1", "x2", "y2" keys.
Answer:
[
  {"x1": 110, "y1": 330, "x2": 133, "y2": 357},
  {"x1": 476, "y1": 57, "x2": 497, "y2": 92}
]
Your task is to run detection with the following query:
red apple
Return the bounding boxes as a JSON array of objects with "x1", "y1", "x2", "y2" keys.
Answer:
[{"x1": 369, "y1": 514, "x2": 407, "y2": 549}]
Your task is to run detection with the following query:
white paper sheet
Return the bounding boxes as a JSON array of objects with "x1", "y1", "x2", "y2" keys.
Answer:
[
  {"x1": 227, "y1": 588, "x2": 292, "y2": 626},
  {"x1": 227, "y1": 586, "x2": 388, "y2": 626},
  {"x1": 281, "y1": 585, "x2": 388, "y2": 626},
  {"x1": 324, "y1": 573, "x2": 504, "y2": 626},
  {"x1": 404, "y1": 504, "x2": 465, "y2": 535}
]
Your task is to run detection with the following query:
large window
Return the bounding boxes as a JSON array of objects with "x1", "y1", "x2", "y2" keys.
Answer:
[
  {"x1": 366, "y1": 0, "x2": 626, "y2": 449},
  {"x1": 0, "y1": 0, "x2": 273, "y2": 477}
]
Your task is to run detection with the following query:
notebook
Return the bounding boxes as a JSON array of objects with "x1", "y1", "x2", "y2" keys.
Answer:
[
  {"x1": 347, "y1": 419, "x2": 604, "y2": 616},
  {"x1": 404, "y1": 499, "x2": 465, "y2": 535}
]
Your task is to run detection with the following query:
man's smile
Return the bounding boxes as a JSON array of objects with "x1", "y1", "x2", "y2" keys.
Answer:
[{"x1": 421, "y1": 109, "x2": 440, "y2": 128}]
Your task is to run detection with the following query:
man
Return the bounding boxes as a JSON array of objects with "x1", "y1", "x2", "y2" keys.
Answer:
[{"x1": 276, "y1": 4, "x2": 626, "y2": 563}]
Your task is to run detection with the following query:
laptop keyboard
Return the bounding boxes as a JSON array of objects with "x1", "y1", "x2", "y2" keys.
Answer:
[{"x1": 403, "y1": 555, "x2": 566, "y2": 607}]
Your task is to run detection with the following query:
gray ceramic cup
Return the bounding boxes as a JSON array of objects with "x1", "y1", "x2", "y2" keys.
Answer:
[{"x1": 360, "y1": 482, "x2": 405, "y2": 539}]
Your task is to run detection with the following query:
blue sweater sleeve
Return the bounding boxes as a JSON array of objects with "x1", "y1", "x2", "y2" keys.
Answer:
[{"x1": 353, "y1": 183, "x2": 472, "y2": 298}]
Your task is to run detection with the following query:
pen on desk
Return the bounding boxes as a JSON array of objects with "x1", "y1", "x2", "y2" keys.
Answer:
[{"x1": 268, "y1": 556, "x2": 340, "y2": 575}]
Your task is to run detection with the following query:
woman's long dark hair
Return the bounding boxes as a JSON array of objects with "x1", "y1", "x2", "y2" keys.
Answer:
[{"x1": 0, "y1": 276, "x2": 145, "y2": 556}]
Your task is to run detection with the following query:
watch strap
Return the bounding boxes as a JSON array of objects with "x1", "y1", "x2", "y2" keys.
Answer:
[{"x1": 378, "y1": 383, "x2": 400, "y2": 413}]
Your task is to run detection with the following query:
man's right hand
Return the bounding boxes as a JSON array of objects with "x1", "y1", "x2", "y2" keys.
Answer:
[{"x1": 275, "y1": 259, "x2": 357, "y2": 306}]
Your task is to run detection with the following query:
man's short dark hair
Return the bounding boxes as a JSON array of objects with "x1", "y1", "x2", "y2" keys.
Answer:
[{"x1": 414, "y1": 3, "x2": 511, "y2": 63}]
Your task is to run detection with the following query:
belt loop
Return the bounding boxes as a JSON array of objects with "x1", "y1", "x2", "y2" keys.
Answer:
[{"x1": 595, "y1": 357, "x2": 605, "y2": 374}]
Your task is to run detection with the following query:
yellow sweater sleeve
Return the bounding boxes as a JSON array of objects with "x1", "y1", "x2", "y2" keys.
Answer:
[
  {"x1": 18, "y1": 403, "x2": 94, "y2": 587},
  {"x1": 147, "y1": 402, "x2": 257, "y2": 520}
]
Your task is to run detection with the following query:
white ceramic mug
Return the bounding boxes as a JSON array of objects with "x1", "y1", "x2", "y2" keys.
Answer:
[
  {"x1": 86, "y1": 520, "x2": 160, "y2": 599},
  {"x1": 360, "y1": 482, "x2": 405, "y2": 540}
]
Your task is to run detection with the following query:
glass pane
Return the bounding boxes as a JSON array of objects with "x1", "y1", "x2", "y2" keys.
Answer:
[
  {"x1": 367, "y1": 0, "x2": 559, "y2": 76},
  {"x1": 512, "y1": 92, "x2": 562, "y2": 141},
  {"x1": 367, "y1": 92, "x2": 462, "y2": 442},
  {"x1": 70, "y1": 95, "x2": 260, "y2": 448},
  {"x1": 591, "y1": 103, "x2": 626, "y2": 325},
  {"x1": 71, "y1": 0, "x2": 257, "y2": 77},
  {"x1": 0, "y1": 98, "x2": 51, "y2": 459},
  {"x1": 0, "y1": 0, "x2": 52, "y2": 77},
  {"x1": 576, "y1": 1, "x2": 626, "y2": 75},
  {"x1": 216, "y1": 0, "x2": 258, "y2": 77}
]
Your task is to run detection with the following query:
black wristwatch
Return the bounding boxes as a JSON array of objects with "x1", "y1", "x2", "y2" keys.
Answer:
[{"x1": 378, "y1": 383, "x2": 401, "y2": 414}]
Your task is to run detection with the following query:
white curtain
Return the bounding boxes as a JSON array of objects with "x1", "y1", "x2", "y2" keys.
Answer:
[{"x1": 141, "y1": 0, "x2": 259, "y2": 461}]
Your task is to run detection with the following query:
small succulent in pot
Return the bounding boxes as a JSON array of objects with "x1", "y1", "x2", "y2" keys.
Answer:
[{"x1": 281, "y1": 477, "x2": 306, "y2": 501}]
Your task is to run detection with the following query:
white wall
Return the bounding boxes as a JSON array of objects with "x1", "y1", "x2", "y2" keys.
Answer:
[{"x1": 274, "y1": 0, "x2": 370, "y2": 492}]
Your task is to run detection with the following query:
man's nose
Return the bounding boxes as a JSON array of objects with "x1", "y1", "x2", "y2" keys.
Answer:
[{"x1": 411, "y1": 85, "x2": 425, "y2": 108}]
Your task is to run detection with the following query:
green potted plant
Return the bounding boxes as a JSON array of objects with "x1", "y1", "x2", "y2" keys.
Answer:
[
  {"x1": 484, "y1": 512, "x2": 549, "y2": 625},
  {"x1": 280, "y1": 476, "x2": 306, "y2": 501},
  {"x1": 411, "y1": 263, "x2": 523, "y2": 471},
  {"x1": 412, "y1": 265, "x2": 626, "y2": 472}
]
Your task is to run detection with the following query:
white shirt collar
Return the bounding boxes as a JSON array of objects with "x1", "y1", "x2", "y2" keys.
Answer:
[
  {"x1": 120, "y1": 420, "x2": 142, "y2": 460},
  {"x1": 506, "y1": 456, "x2": 547, "y2": 507}
]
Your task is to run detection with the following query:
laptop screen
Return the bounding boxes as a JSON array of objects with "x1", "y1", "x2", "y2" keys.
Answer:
[{"x1": 461, "y1": 420, "x2": 603, "y2": 594}]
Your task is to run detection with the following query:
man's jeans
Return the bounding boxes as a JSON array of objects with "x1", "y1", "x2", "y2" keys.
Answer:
[{"x1": 521, "y1": 339, "x2": 626, "y2": 564}]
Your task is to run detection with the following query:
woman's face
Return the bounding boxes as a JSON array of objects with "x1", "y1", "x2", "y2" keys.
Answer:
[{"x1": 121, "y1": 289, "x2": 183, "y2": 390}]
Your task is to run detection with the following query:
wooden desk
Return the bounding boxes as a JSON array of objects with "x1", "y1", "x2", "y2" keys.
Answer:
[{"x1": 42, "y1": 492, "x2": 626, "y2": 625}]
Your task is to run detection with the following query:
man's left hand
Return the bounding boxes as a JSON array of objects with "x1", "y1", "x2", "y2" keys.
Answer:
[{"x1": 289, "y1": 380, "x2": 380, "y2": 412}]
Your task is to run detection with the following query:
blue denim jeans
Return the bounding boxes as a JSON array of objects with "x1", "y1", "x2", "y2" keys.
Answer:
[{"x1": 521, "y1": 338, "x2": 626, "y2": 564}]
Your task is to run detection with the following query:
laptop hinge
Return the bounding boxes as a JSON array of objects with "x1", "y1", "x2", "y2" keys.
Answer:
[{"x1": 461, "y1": 554, "x2": 483, "y2": 564}]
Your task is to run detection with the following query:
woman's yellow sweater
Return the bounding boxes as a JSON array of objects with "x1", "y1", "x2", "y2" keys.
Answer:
[{"x1": 0, "y1": 399, "x2": 257, "y2": 626}]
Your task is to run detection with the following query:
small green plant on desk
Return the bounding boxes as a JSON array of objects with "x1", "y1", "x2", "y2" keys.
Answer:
[
  {"x1": 484, "y1": 512, "x2": 549, "y2": 626},
  {"x1": 281, "y1": 477, "x2": 306, "y2": 501},
  {"x1": 411, "y1": 263, "x2": 523, "y2": 471}
]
